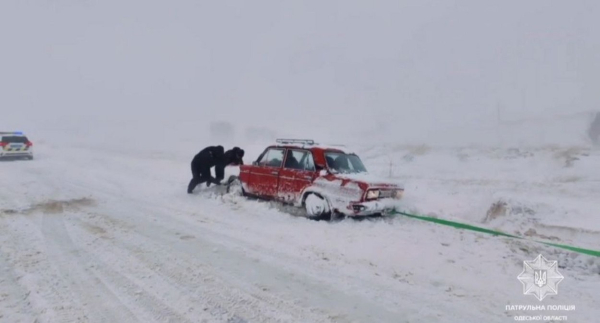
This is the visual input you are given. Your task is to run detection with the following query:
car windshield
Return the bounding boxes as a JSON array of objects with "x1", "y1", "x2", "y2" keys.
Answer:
[{"x1": 324, "y1": 152, "x2": 367, "y2": 174}]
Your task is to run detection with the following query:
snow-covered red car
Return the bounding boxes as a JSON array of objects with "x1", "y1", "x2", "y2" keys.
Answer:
[{"x1": 233, "y1": 139, "x2": 404, "y2": 220}]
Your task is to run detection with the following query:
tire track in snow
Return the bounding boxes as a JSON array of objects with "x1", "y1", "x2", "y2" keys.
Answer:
[
  {"x1": 0, "y1": 239, "x2": 36, "y2": 323},
  {"x1": 70, "y1": 212, "x2": 334, "y2": 323},
  {"x1": 82, "y1": 200, "x2": 475, "y2": 323},
  {"x1": 134, "y1": 194, "x2": 516, "y2": 323},
  {"x1": 39, "y1": 210, "x2": 241, "y2": 323},
  {"x1": 39, "y1": 212, "x2": 143, "y2": 323},
  {"x1": 0, "y1": 215, "x2": 87, "y2": 323}
]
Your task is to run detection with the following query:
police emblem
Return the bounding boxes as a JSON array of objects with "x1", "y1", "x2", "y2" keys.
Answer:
[{"x1": 517, "y1": 254, "x2": 564, "y2": 301}]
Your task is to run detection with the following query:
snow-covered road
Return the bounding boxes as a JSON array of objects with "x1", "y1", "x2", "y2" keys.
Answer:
[{"x1": 1, "y1": 138, "x2": 599, "y2": 322}]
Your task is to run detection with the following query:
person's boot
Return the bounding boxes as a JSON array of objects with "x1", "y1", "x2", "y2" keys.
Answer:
[{"x1": 187, "y1": 180, "x2": 196, "y2": 194}]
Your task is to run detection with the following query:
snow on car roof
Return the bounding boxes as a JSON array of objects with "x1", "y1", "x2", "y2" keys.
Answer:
[{"x1": 272, "y1": 139, "x2": 355, "y2": 154}]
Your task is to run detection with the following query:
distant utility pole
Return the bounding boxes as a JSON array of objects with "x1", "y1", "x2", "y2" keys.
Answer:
[
  {"x1": 496, "y1": 102, "x2": 502, "y2": 125},
  {"x1": 496, "y1": 102, "x2": 503, "y2": 145}
]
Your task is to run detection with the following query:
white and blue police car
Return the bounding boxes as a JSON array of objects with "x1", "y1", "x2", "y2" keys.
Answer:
[{"x1": 0, "y1": 131, "x2": 34, "y2": 160}]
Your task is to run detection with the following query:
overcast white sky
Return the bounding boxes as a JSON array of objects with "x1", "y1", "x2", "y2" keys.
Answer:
[{"x1": 1, "y1": 0, "x2": 598, "y2": 144}]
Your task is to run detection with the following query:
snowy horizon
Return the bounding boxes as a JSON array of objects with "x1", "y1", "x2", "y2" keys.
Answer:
[{"x1": 2, "y1": 0, "x2": 600, "y2": 147}]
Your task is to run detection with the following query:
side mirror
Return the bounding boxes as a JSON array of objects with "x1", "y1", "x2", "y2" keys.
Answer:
[
  {"x1": 315, "y1": 165, "x2": 329, "y2": 176},
  {"x1": 252, "y1": 161, "x2": 258, "y2": 166}
]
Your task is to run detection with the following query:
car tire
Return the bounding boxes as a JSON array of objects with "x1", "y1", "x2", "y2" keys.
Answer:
[
  {"x1": 303, "y1": 193, "x2": 331, "y2": 221},
  {"x1": 225, "y1": 176, "x2": 246, "y2": 196}
]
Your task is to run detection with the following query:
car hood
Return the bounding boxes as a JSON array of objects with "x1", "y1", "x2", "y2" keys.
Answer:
[{"x1": 334, "y1": 172, "x2": 404, "y2": 190}]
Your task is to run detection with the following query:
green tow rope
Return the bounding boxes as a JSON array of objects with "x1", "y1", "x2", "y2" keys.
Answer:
[{"x1": 393, "y1": 211, "x2": 600, "y2": 258}]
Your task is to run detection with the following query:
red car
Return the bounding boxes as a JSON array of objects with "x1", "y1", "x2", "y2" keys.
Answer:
[{"x1": 235, "y1": 139, "x2": 404, "y2": 220}]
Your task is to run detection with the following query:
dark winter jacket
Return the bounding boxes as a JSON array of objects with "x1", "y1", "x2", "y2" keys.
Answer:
[
  {"x1": 216, "y1": 147, "x2": 245, "y2": 181},
  {"x1": 191, "y1": 145, "x2": 225, "y2": 177}
]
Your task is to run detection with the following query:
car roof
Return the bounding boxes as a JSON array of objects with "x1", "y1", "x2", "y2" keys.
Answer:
[
  {"x1": 268, "y1": 139, "x2": 353, "y2": 154},
  {"x1": 270, "y1": 144, "x2": 345, "y2": 153},
  {"x1": 0, "y1": 132, "x2": 26, "y2": 137}
]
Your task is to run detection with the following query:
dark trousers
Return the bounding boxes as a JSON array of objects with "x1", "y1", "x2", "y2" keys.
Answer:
[
  {"x1": 187, "y1": 175, "x2": 206, "y2": 193},
  {"x1": 188, "y1": 162, "x2": 205, "y2": 193},
  {"x1": 187, "y1": 165, "x2": 219, "y2": 193}
]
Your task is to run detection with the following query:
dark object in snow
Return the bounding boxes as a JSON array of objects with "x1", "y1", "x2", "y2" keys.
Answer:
[
  {"x1": 187, "y1": 145, "x2": 225, "y2": 193},
  {"x1": 588, "y1": 111, "x2": 600, "y2": 146}
]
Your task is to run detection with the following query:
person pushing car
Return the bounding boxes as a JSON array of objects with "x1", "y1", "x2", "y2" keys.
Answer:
[
  {"x1": 215, "y1": 147, "x2": 245, "y2": 184},
  {"x1": 187, "y1": 146, "x2": 245, "y2": 194}
]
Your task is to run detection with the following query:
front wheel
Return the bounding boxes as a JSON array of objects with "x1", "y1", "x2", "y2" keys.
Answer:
[{"x1": 304, "y1": 193, "x2": 331, "y2": 221}]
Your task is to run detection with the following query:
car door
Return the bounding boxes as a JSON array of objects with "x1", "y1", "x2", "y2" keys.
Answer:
[
  {"x1": 240, "y1": 148, "x2": 268, "y2": 193},
  {"x1": 248, "y1": 147, "x2": 285, "y2": 198},
  {"x1": 277, "y1": 149, "x2": 317, "y2": 203}
]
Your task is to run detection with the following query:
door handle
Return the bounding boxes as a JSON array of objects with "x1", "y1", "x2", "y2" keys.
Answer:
[
  {"x1": 303, "y1": 176, "x2": 312, "y2": 180},
  {"x1": 271, "y1": 171, "x2": 279, "y2": 175}
]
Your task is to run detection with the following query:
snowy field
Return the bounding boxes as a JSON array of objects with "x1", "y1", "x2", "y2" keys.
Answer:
[{"x1": 1, "y1": 130, "x2": 599, "y2": 323}]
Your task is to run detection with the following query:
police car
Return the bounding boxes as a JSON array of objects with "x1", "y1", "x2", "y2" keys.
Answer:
[{"x1": 0, "y1": 132, "x2": 34, "y2": 160}]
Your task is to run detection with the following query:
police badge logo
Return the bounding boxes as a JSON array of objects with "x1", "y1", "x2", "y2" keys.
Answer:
[{"x1": 518, "y1": 254, "x2": 564, "y2": 301}]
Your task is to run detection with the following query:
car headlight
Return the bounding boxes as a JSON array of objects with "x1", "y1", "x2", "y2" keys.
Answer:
[
  {"x1": 393, "y1": 189, "x2": 404, "y2": 199},
  {"x1": 366, "y1": 190, "x2": 379, "y2": 200}
]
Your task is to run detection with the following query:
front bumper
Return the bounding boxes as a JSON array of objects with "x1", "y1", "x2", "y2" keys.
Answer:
[
  {"x1": 0, "y1": 151, "x2": 33, "y2": 158},
  {"x1": 345, "y1": 198, "x2": 401, "y2": 216}
]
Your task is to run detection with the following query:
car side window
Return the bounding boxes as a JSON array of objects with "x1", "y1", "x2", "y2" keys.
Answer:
[
  {"x1": 284, "y1": 150, "x2": 304, "y2": 170},
  {"x1": 259, "y1": 148, "x2": 285, "y2": 167},
  {"x1": 284, "y1": 149, "x2": 316, "y2": 171}
]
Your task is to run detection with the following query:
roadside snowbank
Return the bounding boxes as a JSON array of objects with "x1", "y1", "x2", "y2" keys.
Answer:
[{"x1": 354, "y1": 144, "x2": 600, "y2": 250}]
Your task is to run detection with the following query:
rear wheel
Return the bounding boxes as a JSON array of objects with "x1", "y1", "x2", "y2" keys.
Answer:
[{"x1": 304, "y1": 193, "x2": 331, "y2": 221}]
